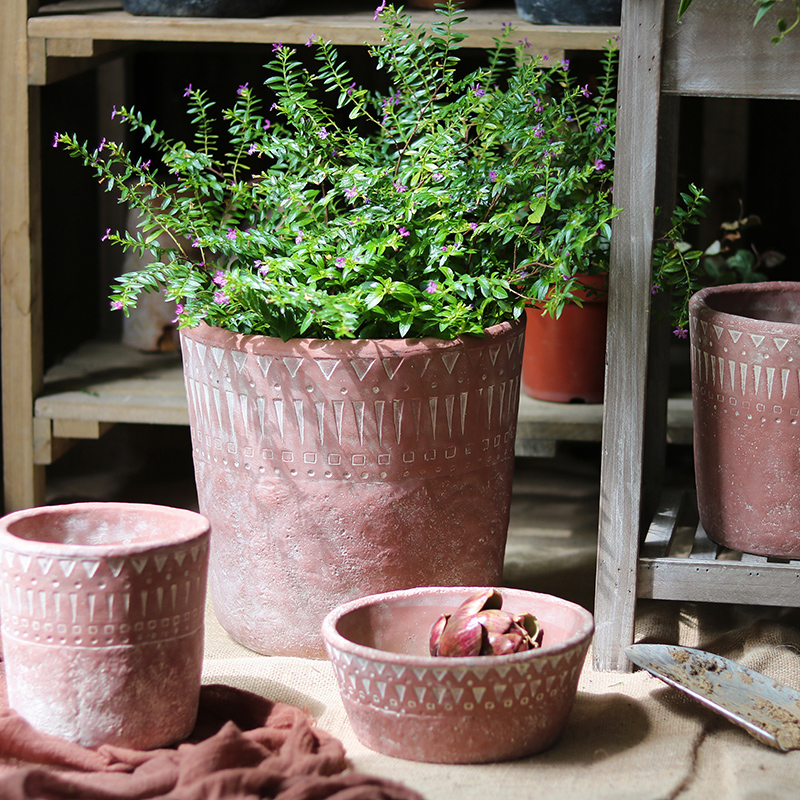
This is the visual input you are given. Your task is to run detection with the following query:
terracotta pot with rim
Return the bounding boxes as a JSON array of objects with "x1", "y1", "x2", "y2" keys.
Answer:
[
  {"x1": 691, "y1": 281, "x2": 800, "y2": 557},
  {"x1": 0, "y1": 502, "x2": 210, "y2": 749},
  {"x1": 522, "y1": 274, "x2": 607, "y2": 404},
  {"x1": 322, "y1": 585, "x2": 594, "y2": 763},
  {"x1": 180, "y1": 318, "x2": 525, "y2": 657}
]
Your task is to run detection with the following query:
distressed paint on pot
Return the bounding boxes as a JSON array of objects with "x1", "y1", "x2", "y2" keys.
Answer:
[
  {"x1": 522, "y1": 275, "x2": 607, "y2": 404},
  {"x1": 691, "y1": 282, "x2": 800, "y2": 557},
  {"x1": 322, "y1": 586, "x2": 594, "y2": 763},
  {"x1": 181, "y1": 319, "x2": 525, "y2": 657},
  {"x1": 0, "y1": 502, "x2": 210, "y2": 749}
]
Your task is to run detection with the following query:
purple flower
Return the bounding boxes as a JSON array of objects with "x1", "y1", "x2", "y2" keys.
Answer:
[
  {"x1": 52, "y1": 132, "x2": 60, "y2": 148},
  {"x1": 471, "y1": 83, "x2": 486, "y2": 98},
  {"x1": 272, "y1": 42, "x2": 283, "y2": 52},
  {"x1": 393, "y1": 181, "x2": 408, "y2": 193},
  {"x1": 295, "y1": 231, "x2": 304, "y2": 244},
  {"x1": 469, "y1": 222, "x2": 478, "y2": 232},
  {"x1": 581, "y1": 83, "x2": 592, "y2": 97},
  {"x1": 213, "y1": 290, "x2": 230, "y2": 305},
  {"x1": 318, "y1": 127, "x2": 329, "y2": 139},
  {"x1": 673, "y1": 327, "x2": 688, "y2": 339},
  {"x1": 305, "y1": 33, "x2": 316, "y2": 46},
  {"x1": 101, "y1": 228, "x2": 111, "y2": 242},
  {"x1": 183, "y1": 84, "x2": 192, "y2": 97},
  {"x1": 263, "y1": 119, "x2": 271, "y2": 130},
  {"x1": 399, "y1": 226, "x2": 410, "y2": 237},
  {"x1": 593, "y1": 159, "x2": 606, "y2": 171},
  {"x1": 347, "y1": 81, "x2": 356, "y2": 96},
  {"x1": 489, "y1": 171, "x2": 498, "y2": 183},
  {"x1": 433, "y1": 172, "x2": 443, "y2": 182},
  {"x1": 561, "y1": 59, "x2": 570, "y2": 71},
  {"x1": 248, "y1": 143, "x2": 258, "y2": 155},
  {"x1": 111, "y1": 106, "x2": 117, "y2": 119},
  {"x1": 238, "y1": 82, "x2": 249, "y2": 95},
  {"x1": 110, "y1": 300, "x2": 123, "y2": 311},
  {"x1": 142, "y1": 159, "x2": 151, "y2": 170},
  {"x1": 518, "y1": 37, "x2": 531, "y2": 48},
  {"x1": 532, "y1": 123, "x2": 544, "y2": 138},
  {"x1": 172, "y1": 303, "x2": 185, "y2": 323},
  {"x1": 594, "y1": 119, "x2": 608, "y2": 132},
  {"x1": 335, "y1": 256, "x2": 346, "y2": 268},
  {"x1": 651, "y1": 284, "x2": 661, "y2": 295},
  {"x1": 213, "y1": 270, "x2": 227, "y2": 287},
  {"x1": 344, "y1": 187, "x2": 358, "y2": 199},
  {"x1": 374, "y1": 1, "x2": 386, "y2": 20},
  {"x1": 226, "y1": 229, "x2": 238, "y2": 240},
  {"x1": 425, "y1": 280, "x2": 439, "y2": 294}
]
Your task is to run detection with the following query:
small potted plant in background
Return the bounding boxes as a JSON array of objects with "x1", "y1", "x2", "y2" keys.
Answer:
[
  {"x1": 512, "y1": 43, "x2": 708, "y2": 403},
  {"x1": 56, "y1": 1, "x2": 705, "y2": 657}
]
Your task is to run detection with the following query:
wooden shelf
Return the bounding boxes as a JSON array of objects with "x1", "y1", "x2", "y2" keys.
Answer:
[
  {"x1": 638, "y1": 491, "x2": 800, "y2": 607},
  {"x1": 26, "y1": 1, "x2": 617, "y2": 83},
  {"x1": 30, "y1": 0, "x2": 616, "y2": 49},
  {"x1": 2, "y1": 0, "x2": 617, "y2": 508},
  {"x1": 32, "y1": 340, "x2": 694, "y2": 460}
]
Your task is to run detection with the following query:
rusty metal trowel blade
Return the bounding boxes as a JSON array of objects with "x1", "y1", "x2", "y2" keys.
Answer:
[{"x1": 626, "y1": 644, "x2": 800, "y2": 751}]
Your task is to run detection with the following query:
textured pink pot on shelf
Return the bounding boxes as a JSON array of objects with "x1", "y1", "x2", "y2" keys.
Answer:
[
  {"x1": 180, "y1": 319, "x2": 525, "y2": 658},
  {"x1": 322, "y1": 586, "x2": 594, "y2": 763},
  {"x1": 691, "y1": 282, "x2": 800, "y2": 557},
  {"x1": 0, "y1": 502, "x2": 210, "y2": 749}
]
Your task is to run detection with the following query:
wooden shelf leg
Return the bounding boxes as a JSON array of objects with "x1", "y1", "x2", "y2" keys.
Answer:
[{"x1": 1, "y1": 0, "x2": 47, "y2": 512}]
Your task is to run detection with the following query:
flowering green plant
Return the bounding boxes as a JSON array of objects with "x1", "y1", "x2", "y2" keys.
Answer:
[{"x1": 57, "y1": 2, "x2": 703, "y2": 340}]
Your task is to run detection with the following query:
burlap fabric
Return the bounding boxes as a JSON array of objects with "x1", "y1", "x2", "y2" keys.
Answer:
[{"x1": 203, "y1": 598, "x2": 800, "y2": 799}]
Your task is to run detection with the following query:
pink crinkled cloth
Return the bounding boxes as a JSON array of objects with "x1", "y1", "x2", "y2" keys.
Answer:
[{"x1": 0, "y1": 671, "x2": 424, "y2": 800}]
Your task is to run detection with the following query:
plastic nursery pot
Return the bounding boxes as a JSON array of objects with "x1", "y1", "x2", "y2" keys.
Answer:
[
  {"x1": 0, "y1": 502, "x2": 210, "y2": 749},
  {"x1": 691, "y1": 281, "x2": 800, "y2": 558},
  {"x1": 121, "y1": 0, "x2": 287, "y2": 16},
  {"x1": 322, "y1": 586, "x2": 594, "y2": 763},
  {"x1": 514, "y1": 0, "x2": 621, "y2": 25},
  {"x1": 522, "y1": 274, "x2": 608, "y2": 404}
]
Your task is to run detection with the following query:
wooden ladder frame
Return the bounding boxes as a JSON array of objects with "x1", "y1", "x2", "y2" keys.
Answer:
[{"x1": 593, "y1": 0, "x2": 800, "y2": 671}]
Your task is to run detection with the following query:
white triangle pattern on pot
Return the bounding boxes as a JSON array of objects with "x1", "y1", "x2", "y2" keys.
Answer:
[
  {"x1": 693, "y1": 322, "x2": 800, "y2": 404},
  {"x1": 181, "y1": 326, "x2": 525, "y2": 479},
  {"x1": 328, "y1": 646, "x2": 587, "y2": 715}
]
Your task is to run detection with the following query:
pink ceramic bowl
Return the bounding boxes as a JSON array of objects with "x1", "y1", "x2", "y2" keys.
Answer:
[{"x1": 322, "y1": 586, "x2": 594, "y2": 763}]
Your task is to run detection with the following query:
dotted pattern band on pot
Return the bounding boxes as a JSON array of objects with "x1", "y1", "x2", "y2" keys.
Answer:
[
  {"x1": 0, "y1": 542, "x2": 208, "y2": 648},
  {"x1": 180, "y1": 329, "x2": 525, "y2": 482}
]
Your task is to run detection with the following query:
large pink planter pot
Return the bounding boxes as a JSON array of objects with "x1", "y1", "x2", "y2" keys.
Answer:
[
  {"x1": 180, "y1": 320, "x2": 525, "y2": 657},
  {"x1": 691, "y1": 282, "x2": 800, "y2": 557},
  {"x1": 0, "y1": 502, "x2": 210, "y2": 749}
]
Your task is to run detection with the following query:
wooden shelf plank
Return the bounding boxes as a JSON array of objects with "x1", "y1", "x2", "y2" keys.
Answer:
[
  {"x1": 638, "y1": 492, "x2": 800, "y2": 607},
  {"x1": 35, "y1": 341, "x2": 187, "y2": 426},
  {"x1": 29, "y1": 3, "x2": 618, "y2": 51},
  {"x1": 33, "y1": 341, "x2": 694, "y2": 449}
]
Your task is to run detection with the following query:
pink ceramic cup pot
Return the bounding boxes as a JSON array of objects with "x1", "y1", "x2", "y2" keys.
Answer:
[{"x1": 0, "y1": 502, "x2": 210, "y2": 749}]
